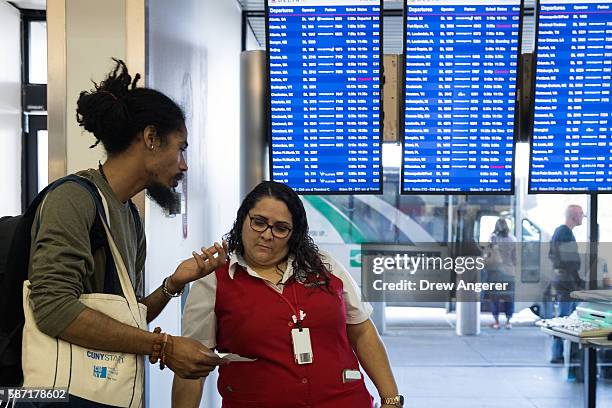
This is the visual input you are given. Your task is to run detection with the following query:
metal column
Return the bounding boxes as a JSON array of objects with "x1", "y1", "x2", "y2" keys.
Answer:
[
  {"x1": 240, "y1": 50, "x2": 268, "y2": 198},
  {"x1": 584, "y1": 194, "x2": 599, "y2": 408}
]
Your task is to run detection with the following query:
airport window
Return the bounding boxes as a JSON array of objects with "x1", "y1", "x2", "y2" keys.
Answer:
[
  {"x1": 20, "y1": 10, "x2": 47, "y2": 208},
  {"x1": 28, "y1": 21, "x2": 47, "y2": 84}
]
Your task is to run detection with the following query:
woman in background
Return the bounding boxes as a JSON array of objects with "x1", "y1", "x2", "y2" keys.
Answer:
[{"x1": 487, "y1": 218, "x2": 517, "y2": 329}]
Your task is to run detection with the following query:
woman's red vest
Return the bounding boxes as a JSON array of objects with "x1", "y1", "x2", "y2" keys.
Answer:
[{"x1": 214, "y1": 262, "x2": 373, "y2": 408}]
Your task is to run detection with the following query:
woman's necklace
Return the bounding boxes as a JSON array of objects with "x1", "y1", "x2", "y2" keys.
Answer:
[{"x1": 254, "y1": 261, "x2": 288, "y2": 285}]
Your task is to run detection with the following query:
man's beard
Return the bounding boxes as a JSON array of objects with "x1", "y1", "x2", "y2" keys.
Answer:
[{"x1": 146, "y1": 181, "x2": 181, "y2": 213}]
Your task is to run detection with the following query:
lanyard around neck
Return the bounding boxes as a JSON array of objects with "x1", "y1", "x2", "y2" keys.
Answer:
[{"x1": 262, "y1": 280, "x2": 304, "y2": 328}]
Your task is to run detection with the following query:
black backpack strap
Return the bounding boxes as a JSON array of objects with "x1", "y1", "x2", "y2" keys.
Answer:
[
  {"x1": 52, "y1": 176, "x2": 108, "y2": 222},
  {"x1": 0, "y1": 324, "x2": 23, "y2": 364},
  {"x1": 89, "y1": 210, "x2": 119, "y2": 295},
  {"x1": 128, "y1": 200, "x2": 142, "y2": 232},
  {"x1": 25, "y1": 175, "x2": 106, "y2": 220}
]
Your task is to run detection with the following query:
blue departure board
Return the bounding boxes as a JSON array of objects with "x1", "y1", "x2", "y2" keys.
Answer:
[
  {"x1": 530, "y1": 0, "x2": 612, "y2": 193},
  {"x1": 401, "y1": 0, "x2": 520, "y2": 194},
  {"x1": 266, "y1": 0, "x2": 383, "y2": 194}
]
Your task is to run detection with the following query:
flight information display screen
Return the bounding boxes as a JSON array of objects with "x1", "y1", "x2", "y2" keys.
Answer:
[
  {"x1": 401, "y1": 0, "x2": 520, "y2": 193},
  {"x1": 266, "y1": 0, "x2": 382, "y2": 194},
  {"x1": 529, "y1": 0, "x2": 612, "y2": 193}
]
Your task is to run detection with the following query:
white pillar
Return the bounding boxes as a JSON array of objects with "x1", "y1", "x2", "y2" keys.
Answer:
[
  {"x1": 0, "y1": 1, "x2": 22, "y2": 216},
  {"x1": 48, "y1": 0, "x2": 144, "y2": 182}
]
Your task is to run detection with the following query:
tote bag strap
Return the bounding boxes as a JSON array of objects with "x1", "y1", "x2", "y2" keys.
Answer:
[{"x1": 94, "y1": 186, "x2": 144, "y2": 329}]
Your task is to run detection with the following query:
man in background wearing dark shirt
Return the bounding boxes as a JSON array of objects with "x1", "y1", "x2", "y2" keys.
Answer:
[{"x1": 548, "y1": 204, "x2": 585, "y2": 364}]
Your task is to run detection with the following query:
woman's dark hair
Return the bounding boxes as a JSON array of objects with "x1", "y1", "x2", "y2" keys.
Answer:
[
  {"x1": 494, "y1": 218, "x2": 510, "y2": 238},
  {"x1": 224, "y1": 181, "x2": 331, "y2": 288},
  {"x1": 76, "y1": 58, "x2": 185, "y2": 155}
]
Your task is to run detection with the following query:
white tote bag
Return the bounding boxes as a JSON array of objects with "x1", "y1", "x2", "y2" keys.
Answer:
[{"x1": 22, "y1": 186, "x2": 147, "y2": 407}]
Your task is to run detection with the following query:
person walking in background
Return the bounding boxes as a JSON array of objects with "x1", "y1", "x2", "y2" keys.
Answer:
[
  {"x1": 486, "y1": 218, "x2": 517, "y2": 330},
  {"x1": 548, "y1": 205, "x2": 585, "y2": 364}
]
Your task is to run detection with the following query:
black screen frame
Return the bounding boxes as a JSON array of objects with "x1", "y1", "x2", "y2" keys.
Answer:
[
  {"x1": 264, "y1": 0, "x2": 385, "y2": 195},
  {"x1": 399, "y1": 0, "x2": 525, "y2": 195},
  {"x1": 527, "y1": 0, "x2": 612, "y2": 194}
]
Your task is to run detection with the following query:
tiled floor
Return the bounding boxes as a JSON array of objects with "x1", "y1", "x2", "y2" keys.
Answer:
[{"x1": 365, "y1": 309, "x2": 612, "y2": 408}]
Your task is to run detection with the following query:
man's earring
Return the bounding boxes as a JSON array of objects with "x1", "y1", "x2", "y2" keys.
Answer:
[{"x1": 150, "y1": 145, "x2": 154, "y2": 150}]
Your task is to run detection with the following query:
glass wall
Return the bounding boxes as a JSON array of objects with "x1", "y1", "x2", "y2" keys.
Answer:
[{"x1": 301, "y1": 141, "x2": 610, "y2": 407}]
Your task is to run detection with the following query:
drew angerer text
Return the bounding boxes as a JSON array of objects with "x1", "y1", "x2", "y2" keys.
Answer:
[{"x1": 372, "y1": 280, "x2": 509, "y2": 293}]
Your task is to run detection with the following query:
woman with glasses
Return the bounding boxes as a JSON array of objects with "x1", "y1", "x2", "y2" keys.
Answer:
[{"x1": 172, "y1": 181, "x2": 402, "y2": 408}]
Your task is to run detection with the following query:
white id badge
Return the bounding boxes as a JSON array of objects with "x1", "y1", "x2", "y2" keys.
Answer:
[
  {"x1": 291, "y1": 328, "x2": 313, "y2": 364},
  {"x1": 343, "y1": 369, "x2": 362, "y2": 383}
]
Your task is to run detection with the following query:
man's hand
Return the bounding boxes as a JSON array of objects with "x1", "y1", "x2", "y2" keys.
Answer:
[
  {"x1": 169, "y1": 241, "x2": 228, "y2": 290},
  {"x1": 165, "y1": 336, "x2": 229, "y2": 379}
]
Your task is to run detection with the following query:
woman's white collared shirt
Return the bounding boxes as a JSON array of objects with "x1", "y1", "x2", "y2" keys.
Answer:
[{"x1": 181, "y1": 251, "x2": 373, "y2": 348}]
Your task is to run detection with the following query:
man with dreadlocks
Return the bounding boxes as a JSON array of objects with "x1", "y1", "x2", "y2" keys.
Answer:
[{"x1": 21, "y1": 59, "x2": 228, "y2": 407}]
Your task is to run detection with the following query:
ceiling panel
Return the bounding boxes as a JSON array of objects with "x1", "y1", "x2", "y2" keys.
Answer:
[{"x1": 9, "y1": 0, "x2": 46, "y2": 10}]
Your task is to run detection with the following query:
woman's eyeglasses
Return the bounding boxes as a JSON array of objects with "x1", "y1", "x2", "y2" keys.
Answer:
[{"x1": 248, "y1": 214, "x2": 292, "y2": 239}]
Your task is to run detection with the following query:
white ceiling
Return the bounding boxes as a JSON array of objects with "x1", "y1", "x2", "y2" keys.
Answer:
[{"x1": 9, "y1": 0, "x2": 46, "y2": 10}]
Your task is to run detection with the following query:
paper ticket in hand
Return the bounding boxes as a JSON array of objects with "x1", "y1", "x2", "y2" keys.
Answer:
[{"x1": 217, "y1": 353, "x2": 257, "y2": 362}]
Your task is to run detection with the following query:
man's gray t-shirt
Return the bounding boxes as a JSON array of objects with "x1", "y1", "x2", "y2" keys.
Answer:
[{"x1": 27, "y1": 169, "x2": 146, "y2": 337}]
